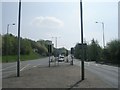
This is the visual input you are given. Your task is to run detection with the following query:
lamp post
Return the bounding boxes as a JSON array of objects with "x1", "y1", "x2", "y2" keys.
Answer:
[
  {"x1": 52, "y1": 37, "x2": 60, "y2": 49},
  {"x1": 7, "y1": 23, "x2": 15, "y2": 34},
  {"x1": 95, "y1": 22, "x2": 105, "y2": 48},
  {"x1": 80, "y1": 0, "x2": 84, "y2": 80},
  {"x1": 52, "y1": 37, "x2": 60, "y2": 66},
  {"x1": 17, "y1": 0, "x2": 21, "y2": 77},
  {"x1": 6, "y1": 23, "x2": 15, "y2": 62}
]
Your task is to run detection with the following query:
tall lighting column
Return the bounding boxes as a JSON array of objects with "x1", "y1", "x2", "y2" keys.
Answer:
[
  {"x1": 95, "y1": 22, "x2": 105, "y2": 48},
  {"x1": 80, "y1": 0, "x2": 84, "y2": 80},
  {"x1": 17, "y1": 0, "x2": 21, "y2": 77},
  {"x1": 6, "y1": 23, "x2": 15, "y2": 62}
]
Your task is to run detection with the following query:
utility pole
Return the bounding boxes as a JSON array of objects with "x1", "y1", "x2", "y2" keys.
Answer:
[
  {"x1": 80, "y1": 0, "x2": 84, "y2": 80},
  {"x1": 17, "y1": 0, "x2": 21, "y2": 77},
  {"x1": 48, "y1": 44, "x2": 50, "y2": 67}
]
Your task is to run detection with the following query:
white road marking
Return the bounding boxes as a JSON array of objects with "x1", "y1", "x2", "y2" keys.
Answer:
[
  {"x1": 33, "y1": 64, "x2": 41, "y2": 68},
  {"x1": 20, "y1": 64, "x2": 30, "y2": 71},
  {"x1": 33, "y1": 66, "x2": 37, "y2": 68},
  {"x1": 95, "y1": 64, "x2": 98, "y2": 66}
]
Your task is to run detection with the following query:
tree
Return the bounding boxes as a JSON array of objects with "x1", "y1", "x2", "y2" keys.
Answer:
[
  {"x1": 0, "y1": 34, "x2": 2, "y2": 55},
  {"x1": 20, "y1": 39, "x2": 32, "y2": 55},
  {"x1": 104, "y1": 40, "x2": 120, "y2": 64},
  {"x1": 2, "y1": 34, "x2": 18, "y2": 55},
  {"x1": 87, "y1": 39, "x2": 102, "y2": 62},
  {"x1": 2, "y1": 34, "x2": 54, "y2": 57},
  {"x1": 74, "y1": 43, "x2": 81, "y2": 59},
  {"x1": 36, "y1": 42, "x2": 48, "y2": 56}
]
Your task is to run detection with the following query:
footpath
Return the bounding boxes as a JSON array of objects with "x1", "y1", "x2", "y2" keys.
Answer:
[{"x1": 3, "y1": 62, "x2": 113, "y2": 89}]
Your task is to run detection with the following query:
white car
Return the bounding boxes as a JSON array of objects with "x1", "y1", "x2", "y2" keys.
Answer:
[{"x1": 58, "y1": 56, "x2": 64, "y2": 62}]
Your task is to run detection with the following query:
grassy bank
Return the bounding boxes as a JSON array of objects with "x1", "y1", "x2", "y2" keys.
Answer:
[{"x1": 2, "y1": 52, "x2": 45, "y2": 63}]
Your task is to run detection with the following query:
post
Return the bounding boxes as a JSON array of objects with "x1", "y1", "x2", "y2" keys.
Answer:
[
  {"x1": 7, "y1": 24, "x2": 9, "y2": 35},
  {"x1": 6, "y1": 24, "x2": 9, "y2": 62},
  {"x1": 55, "y1": 37, "x2": 57, "y2": 66},
  {"x1": 52, "y1": 37, "x2": 60, "y2": 66},
  {"x1": 102, "y1": 22, "x2": 105, "y2": 48},
  {"x1": 17, "y1": 0, "x2": 21, "y2": 77},
  {"x1": 71, "y1": 56, "x2": 73, "y2": 65},
  {"x1": 48, "y1": 45, "x2": 50, "y2": 67},
  {"x1": 96, "y1": 22, "x2": 105, "y2": 48},
  {"x1": 49, "y1": 53, "x2": 50, "y2": 67},
  {"x1": 55, "y1": 37, "x2": 57, "y2": 49},
  {"x1": 70, "y1": 48, "x2": 74, "y2": 65},
  {"x1": 80, "y1": 0, "x2": 84, "y2": 80}
]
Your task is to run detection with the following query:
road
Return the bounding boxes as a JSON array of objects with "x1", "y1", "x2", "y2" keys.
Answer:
[
  {"x1": 1, "y1": 56, "x2": 119, "y2": 88},
  {"x1": 2, "y1": 57, "x2": 50, "y2": 78},
  {"x1": 74, "y1": 59, "x2": 118, "y2": 88}
]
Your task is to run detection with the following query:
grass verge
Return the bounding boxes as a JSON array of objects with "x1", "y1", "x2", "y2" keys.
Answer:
[{"x1": 2, "y1": 52, "x2": 45, "y2": 63}]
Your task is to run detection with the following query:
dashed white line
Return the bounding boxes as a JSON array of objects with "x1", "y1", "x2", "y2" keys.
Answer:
[{"x1": 20, "y1": 64, "x2": 30, "y2": 71}]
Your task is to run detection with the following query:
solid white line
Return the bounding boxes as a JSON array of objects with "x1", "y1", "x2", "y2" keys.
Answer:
[
  {"x1": 20, "y1": 64, "x2": 30, "y2": 71},
  {"x1": 0, "y1": 65, "x2": 16, "y2": 71}
]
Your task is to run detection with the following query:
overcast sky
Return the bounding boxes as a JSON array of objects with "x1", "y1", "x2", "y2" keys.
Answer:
[{"x1": 2, "y1": 0, "x2": 119, "y2": 50}]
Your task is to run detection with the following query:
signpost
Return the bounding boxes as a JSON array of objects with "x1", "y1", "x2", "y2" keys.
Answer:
[
  {"x1": 48, "y1": 44, "x2": 52, "y2": 67},
  {"x1": 70, "y1": 47, "x2": 74, "y2": 65}
]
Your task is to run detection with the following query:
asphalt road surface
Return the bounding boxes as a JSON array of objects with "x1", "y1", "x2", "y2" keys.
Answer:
[
  {"x1": 74, "y1": 59, "x2": 118, "y2": 88},
  {"x1": 2, "y1": 57, "x2": 50, "y2": 78},
  {"x1": 1, "y1": 56, "x2": 119, "y2": 88}
]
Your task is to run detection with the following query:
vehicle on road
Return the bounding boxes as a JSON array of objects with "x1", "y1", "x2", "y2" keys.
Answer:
[{"x1": 58, "y1": 55, "x2": 64, "y2": 62}]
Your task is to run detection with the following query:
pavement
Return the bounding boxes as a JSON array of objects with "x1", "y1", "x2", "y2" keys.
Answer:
[{"x1": 2, "y1": 61, "x2": 113, "y2": 88}]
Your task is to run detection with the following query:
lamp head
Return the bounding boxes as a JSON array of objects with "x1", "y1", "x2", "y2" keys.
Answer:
[{"x1": 12, "y1": 23, "x2": 15, "y2": 25}]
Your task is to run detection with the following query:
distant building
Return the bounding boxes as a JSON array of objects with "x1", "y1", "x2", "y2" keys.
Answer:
[{"x1": 118, "y1": 1, "x2": 120, "y2": 40}]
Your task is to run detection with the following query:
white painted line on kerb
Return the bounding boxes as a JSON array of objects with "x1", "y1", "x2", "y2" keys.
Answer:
[
  {"x1": 0, "y1": 65, "x2": 16, "y2": 71},
  {"x1": 20, "y1": 64, "x2": 30, "y2": 71}
]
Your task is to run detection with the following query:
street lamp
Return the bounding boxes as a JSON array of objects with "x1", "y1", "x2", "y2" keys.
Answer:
[
  {"x1": 80, "y1": 0, "x2": 84, "y2": 80},
  {"x1": 51, "y1": 37, "x2": 60, "y2": 48},
  {"x1": 17, "y1": 0, "x2": 21, "y2": 77},
  {"x1": 7, "y1": 23, "x2": 15, "y2": 34},
  {"x1": 95, "y1": 21, "x2": 105, "y2": 48},
  {"x1": 6, "y1": 23, "x2": 15, "y2": 62},
  {"x1": 51, "y1": 37, "x2": 60, "y2": 66}
]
